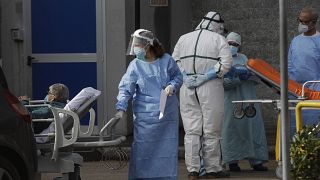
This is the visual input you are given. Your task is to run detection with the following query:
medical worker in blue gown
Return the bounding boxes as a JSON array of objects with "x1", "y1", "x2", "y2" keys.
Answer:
[
  {"x1": 288, "y1": 6, "x2": 320, "y2": 134},
  {"x1": 221, "y1": 32, "x2": 269, "y2": 172},
  {"x1": 115, "y1": 29, "x2": 183, "y2": 180}
]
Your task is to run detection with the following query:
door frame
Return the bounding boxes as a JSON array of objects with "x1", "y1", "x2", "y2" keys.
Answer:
[{"x1": 23, "y1": 0, "x2": 107, "y2": 131}]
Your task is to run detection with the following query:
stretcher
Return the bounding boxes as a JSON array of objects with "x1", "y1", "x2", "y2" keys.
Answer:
[
  {"x1": 232, "y1": 58, "x2": 320, "y2": 178},
  {"x1": 26, "y1": 87, "x2": 126, "y2": 180},
  {"x1": 246, "y1": 58, "x2": 320, "y2": 100}
]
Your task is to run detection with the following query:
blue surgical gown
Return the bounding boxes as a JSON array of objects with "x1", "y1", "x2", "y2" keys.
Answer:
[
  {"x1": 116, "y1": 53, "x2": 183, "y2": 180},
  {"x1": 221, "y1": 54, "x2": 268, "y2": 164},
  {"x1": 288, "y1": 34, "x2": 320, "y2": 134}
]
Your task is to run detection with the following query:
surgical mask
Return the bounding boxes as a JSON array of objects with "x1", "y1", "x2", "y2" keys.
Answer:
[
  {"x1": 44, "y1": 95, "x2": 49, "y2": 102},
  {"x1": 298, "y1": 23, "x2": 309, "y2": 33},
  {"x1": 230, "y1": 45, "x2": 238, "y2": 57},
  {"x1": 133, "y1": 47, "x2": 146, "y2": 61}
]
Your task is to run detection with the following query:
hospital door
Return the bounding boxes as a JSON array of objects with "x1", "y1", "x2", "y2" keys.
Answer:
[{"x1": 29, "y1": 0, "x2": 98, "y2": 125}]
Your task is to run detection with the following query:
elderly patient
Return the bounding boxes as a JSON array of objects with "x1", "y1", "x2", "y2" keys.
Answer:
[
  {"x1": 35, "y1": 86, "x2": 101, "y2": 143},
  {"x1": 19, "y1": 83, "x2": 69, "y2": 134}
]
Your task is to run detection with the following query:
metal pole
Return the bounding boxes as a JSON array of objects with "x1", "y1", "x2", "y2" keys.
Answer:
[{"x1": 279, "y1": 0, "x2": 290, "y2": 179}]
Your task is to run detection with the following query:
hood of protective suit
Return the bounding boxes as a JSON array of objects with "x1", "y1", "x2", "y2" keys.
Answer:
[{"x1": 195, "y1": 11, "x2": 225, "y2": 33}]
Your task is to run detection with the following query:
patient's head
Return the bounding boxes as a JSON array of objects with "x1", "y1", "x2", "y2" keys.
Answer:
[{"x1": 47, "y1": 83, "x2": 69, "y2": 103}]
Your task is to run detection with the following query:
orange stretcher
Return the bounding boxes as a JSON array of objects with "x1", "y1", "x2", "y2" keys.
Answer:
[
  {"x1": 247, "y1": 58, "x2": 320, "y2": 100},
  {"x1": 245, "y1": 58, "x2": 320, "y2": 177},
  {"x1": 231, "y1": 58, "x2": 320, "y2": 178}
]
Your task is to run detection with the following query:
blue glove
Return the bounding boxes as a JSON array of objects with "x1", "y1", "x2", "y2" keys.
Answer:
[
  {"x1": 187, "y1": 69, "x2": 217, "y2": 88},
  {"x1": 239, "y1": 71, "x2": 252, "y2": 80},
  {"x1": 224, "y1": 66, "x2": 250, "y2": 79},
  {"x1": 234, "y1": 66, "x2": 252, "y2": 80},
  {"x1": 188, "y1": 74, "x2": 208, "y2": 88},
  {"x1": 234, "y1": 66, "x2": 249, "y2": 75},
  {"x1": 224, "y1": 66, "x2": 236, "y2": 78},
  {"x1": 206, "y1": 68, "x2": 218, "y2": 80},
  {"x1": 182, "y1": 71, "x2": 197, "y2": 89}
]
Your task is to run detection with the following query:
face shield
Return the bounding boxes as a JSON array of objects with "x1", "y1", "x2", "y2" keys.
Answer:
[{"x1": 126, "y1": 29, "x2": 155, "y2": 55}]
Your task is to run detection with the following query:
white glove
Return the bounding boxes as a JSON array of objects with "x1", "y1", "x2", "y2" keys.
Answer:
[{"x1": 165, "y1": 85, "x2": 174, "y2": 96}]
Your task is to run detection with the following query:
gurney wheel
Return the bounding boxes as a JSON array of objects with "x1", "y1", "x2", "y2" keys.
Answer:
[
  {"x1": 233, "y1": 106, "x2": 245, "y2": 119},
  {"x1": 244, "y1": 104, "x2": 256, "y2": 118}
]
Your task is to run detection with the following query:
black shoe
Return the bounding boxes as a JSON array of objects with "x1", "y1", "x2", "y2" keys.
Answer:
[
  {"x1": 252, "y1": 163, "x2": 268, "y2": 171},
  {"x1": 188, "y1": 171, "x2": 199, "y2": 180},
  {"x1": 229, "y1": 163, "x2": 241, "y2": 172},
  {"x1": 206, "y1": 171, "x2": 230, "y2": 178}
]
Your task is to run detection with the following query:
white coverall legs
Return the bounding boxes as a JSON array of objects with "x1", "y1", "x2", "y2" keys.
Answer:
[{"x1": 180, "y1": 79, "x2": 224, "y2": 173}]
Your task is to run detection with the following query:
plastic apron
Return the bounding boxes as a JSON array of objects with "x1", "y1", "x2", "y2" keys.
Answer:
[
  {"x1": 221, "y1": 54, "x2": 268, "y2": 164},
  {"x1": 116, "y1": 54, "x2": 182, "y2": 179}
]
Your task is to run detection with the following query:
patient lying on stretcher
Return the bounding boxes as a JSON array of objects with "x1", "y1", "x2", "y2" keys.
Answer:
[
  {"x1": 20, "y1": 84, "x2": 101, "y2": 143},
  {"x1": 19, "y1": 83, "x2": 69, "y2": 134}
]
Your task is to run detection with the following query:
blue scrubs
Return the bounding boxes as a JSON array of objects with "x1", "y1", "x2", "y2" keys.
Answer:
[
  {"x1": 288, "y1": 33, "x2": 320, "y2": 134},
  {"x1": 116, "y1": 53, "x2": 183, "y2": 180},
  {"x1": 221, "y1": 54, "x2": 268, "y2": 165}
]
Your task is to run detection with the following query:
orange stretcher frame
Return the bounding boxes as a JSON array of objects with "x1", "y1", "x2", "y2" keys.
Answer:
[
  {"x1": 247, "y1": 58, "x2": 320, "y2": 100},
  {"x1": 246, "y1": 58, "x2": 320, "y2": 161}
]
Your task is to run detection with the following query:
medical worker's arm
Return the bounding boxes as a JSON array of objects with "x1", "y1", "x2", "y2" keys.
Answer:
[
  {"x1": 186, "y1": 69, "x2": 218, "y2": 88},
  {"x1": 223, "y1": 77, "x2": 241, "y2": 90},
  {"x1": 287, "y1": 43, "x2": 294, "y2": 78},
  {"x1": 166, "y1": 57, "x2": 183, "y2": 94},
  {"x1": 116, "y1": 64, "x2": 137, "y2": 111},
  {"x1": 172, "y1": 37, "x2": 182, "y2": 70},
  {"x1": 172, "y1": 37, "x2": 197, "y2": 89},
  {"x1": 234, "y1": 66, "x2": 251, "y2": 80},
  {"x1": 184, "y1": 37, "x2": 233, "y2": 88},
  {"x1": 215, "y1": 36, "x2": 233, "y2": 78}
]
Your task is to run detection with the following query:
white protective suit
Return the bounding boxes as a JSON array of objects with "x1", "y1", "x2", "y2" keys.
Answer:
[{"x1": 172, "y1": 11, "x2": 232, "y2": 173}]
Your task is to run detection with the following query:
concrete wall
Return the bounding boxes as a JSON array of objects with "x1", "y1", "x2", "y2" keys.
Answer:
[
  {"x1": 0, "y1": 0, "x2": 31, "y2": 96},
  {"x1": 103, "y1": 0, "x2": 129, "y2": 135},
  {"x1": 190, "y1": 0, "x2": 320, "y2": 146},
  {"x1": 139, "y1": 0, "x2": 192, "y2": 53}
]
